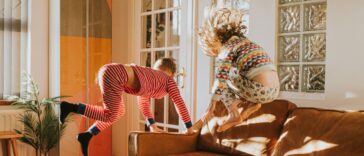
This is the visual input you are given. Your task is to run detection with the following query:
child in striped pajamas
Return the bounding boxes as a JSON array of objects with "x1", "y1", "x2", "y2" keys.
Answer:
[{"x1": 59, "y1": 58, "x2": 193, "y2": 156}]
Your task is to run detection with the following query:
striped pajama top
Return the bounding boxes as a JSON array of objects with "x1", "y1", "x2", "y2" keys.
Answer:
[{"x1": 125, "y1": 65, "x2": 192, "y2": 128}]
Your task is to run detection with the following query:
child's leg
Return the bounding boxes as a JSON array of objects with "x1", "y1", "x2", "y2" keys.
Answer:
[
  {"x1": 81, "y1": 64, "x2": 127, "y2": 123},
  {"x1": 76, "y1": 64, "x2": 128, "y2": 156}
]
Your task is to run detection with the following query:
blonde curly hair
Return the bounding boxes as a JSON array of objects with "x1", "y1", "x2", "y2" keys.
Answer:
[{"x1": 198, "y1": 8, "x2": 247, "y2": 56}]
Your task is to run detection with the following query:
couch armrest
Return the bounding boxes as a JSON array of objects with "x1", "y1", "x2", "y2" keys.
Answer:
[{"x1": 129, "y1": 132, "x2": 199, "y2": 156}]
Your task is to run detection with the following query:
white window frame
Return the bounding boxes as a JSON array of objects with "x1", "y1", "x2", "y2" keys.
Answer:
[{"x1": 134, "y1": 0, "x2": 197, "y2": 132}]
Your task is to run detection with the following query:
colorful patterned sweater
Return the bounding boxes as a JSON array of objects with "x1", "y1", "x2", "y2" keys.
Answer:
[{"x1": 211, "y1": 36, "x2": 276, "y2": 102}]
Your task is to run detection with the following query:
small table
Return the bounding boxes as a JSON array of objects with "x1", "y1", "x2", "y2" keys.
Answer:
[{"x1": 0, "y1": 131, "x2": 23, "y2": 156}]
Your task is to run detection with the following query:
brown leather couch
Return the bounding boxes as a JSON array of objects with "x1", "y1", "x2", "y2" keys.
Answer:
[{"x1": 129, "y1": 100, "x2": 364, "y2": 156}]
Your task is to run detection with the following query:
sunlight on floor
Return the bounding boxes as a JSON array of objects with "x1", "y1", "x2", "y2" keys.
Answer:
[{"x1": 284, "y1": 139, "x2": 338, "y2": 156}]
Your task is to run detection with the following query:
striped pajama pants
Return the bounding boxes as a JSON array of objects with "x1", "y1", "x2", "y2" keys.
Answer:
[{"x1": 82, "y1": 64, "x2": 127, "y2": 135}]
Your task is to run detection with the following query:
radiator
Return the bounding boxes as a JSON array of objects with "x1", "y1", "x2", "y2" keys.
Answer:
[{"x1": 0, "y1": 108, "x2": 35, "y2": 156}]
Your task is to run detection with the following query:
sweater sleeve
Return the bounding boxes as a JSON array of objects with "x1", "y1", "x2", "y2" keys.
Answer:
[
  {"x1": 167, "y1": 78, "x2": 192, "y2": 128},
  {"x1": 211, "y1": 49, "x2": 236, "y2": 103},
  {"x1": 138, "y1": 96, "x2": 155, "y2": 126}
]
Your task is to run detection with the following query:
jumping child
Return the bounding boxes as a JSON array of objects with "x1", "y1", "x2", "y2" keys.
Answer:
[{"x1": 198, "y1": 8, "x2": 280, "y2": 132}]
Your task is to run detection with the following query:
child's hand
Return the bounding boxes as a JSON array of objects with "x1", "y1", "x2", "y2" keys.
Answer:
[
  {"x1": 201, "y1": 111, "x2": 214, "y2": 123},
  {"x1": 149, "y1": 124, "x2": 166, "y2": 133}
]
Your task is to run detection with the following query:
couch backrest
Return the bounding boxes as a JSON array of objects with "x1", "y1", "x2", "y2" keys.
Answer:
[
  {"x1": 197, "y1": 100, "x2": 296, "y2": 155},
  {"x1": 272, "y1": 108, "x2": 364, "y2": 156}
]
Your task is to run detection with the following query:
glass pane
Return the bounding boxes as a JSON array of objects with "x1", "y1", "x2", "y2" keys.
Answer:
[
  {"x1": 168, "y1": 10, "x2": 180, "y2": 47},
  {"x1": 279, "y1": 35, "x2": 300, "y2": 62},
  {"x1": 303, "y1": 33, "x2": 326, "y2": 62},
  {"x1": 155, "y1": 13, "x2": 166, "y2": 48},
  {"x1": 304, "y1": 3, "x2": 327, "y2": 31},
  {"x1": 168, "y1": 128, "x2": 179, "y2": 132},
  {"x1": 302, "y1": 65, "x2": 325, "y2": 92},
  {"x1": 155, "y1": 51, "x2": 166, "y2": 61},
  {"x1": 142, "y1": 15, "x2": 152, "y2": 48},
  {"x1": 279, "y1": 5, "x2": 300, "y2": 33},
  {"x1": 168, "y1": 50, "x2": 179, "y2": 83},
  {"x1": 154, "y1": 98, "x2": 165, "y2": 123},
  {"x1": 278, "y1": 65, "x2": 300, "y2": 92},
  {"x1": 168, "y1": 97, "x2": 179, "y2": 125},
  {"x1": 142, "y1": 0, "x2": 152, "y2": 12},
  {"x1": 279, "y1": 0, "x2": 301, "y2": 4},
  {"x1": 141, "y1": 52, "x2": 152, "y2": 67},
  {"x1": 168, "y1": 0, "x2": 180, "y2": 8},
  {"x1": 154, "y1": 0, "x2": 166, "y2": 10}
]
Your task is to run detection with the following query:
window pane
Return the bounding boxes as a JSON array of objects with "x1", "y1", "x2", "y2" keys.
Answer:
[
  {"x1": 142, "y1": 15, "x2": 152, "y2": 48},
  {"x1": 154, "y1": 0, "x2": 166, "y2": 10},
  {"x1": 142, "y1": 0, "x2": 152, "y2": 12},
  {"x1": 279, "y1": 35, "x2": 300, "y2": 62},
  {"x1": 154, "y1": 98, "x2": 165, "y2": 123},
  {"x1": 279, "y1": 5, "x2": 301, "y2": 33},
  {"x1": 303, "y1": 33, "x2": 326, "y2": 62},
  {"x1": 168, "y1": 0, "x2": 180, "y2": 8},
  {"x1": 304, "y1": 3, "x2": 326, "y2": 31},
  {"x1": 168, "y1": 128, "x2": 179, "y2": 132},
  {"x1": 168, "y1": 50, "x2": 179, "y2": 84},
  {"x1": 154, "y1": 13, "x2": 166, "y2": 48},
  {"x1": 302, "y1": 65, "x2": 325, "y2": 92},
  {"x1": 168, "y1": 97, "x2": 179, "y2": 125},
  {"x1": 155, "y1": 51, "x2": 166, "y2": 61},
  {"x1": 278, "y1": 65, "x2": 300, "y2": 92},
  {"x1": 141, "y1": 52, "x2": 152, "y2": 67},
  {"x1": 167, "y1": 10, "x2": 180, "y2": 47}
]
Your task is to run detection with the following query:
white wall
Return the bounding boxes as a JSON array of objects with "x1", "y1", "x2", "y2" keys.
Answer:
[
  {"x1": 195, "y1": 0, "x2": 364, "y2": 117},
  {"x1": 195, "y1": 0, "x2": 213, "y2": 120}
]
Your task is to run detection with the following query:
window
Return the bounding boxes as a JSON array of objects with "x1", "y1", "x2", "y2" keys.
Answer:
[
  {"x1": 277, "y1": 0, "x2": 327, "y2": 95},
  {"x1": 0, "y1": 0, "x2": 30, "y2": 99},
  {"x1": 139, "y1": 0, "x2": 184, "y2": 132}
]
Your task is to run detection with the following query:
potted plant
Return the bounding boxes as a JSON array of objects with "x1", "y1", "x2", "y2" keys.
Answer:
[{"x1": 9, "y1": 74, "x2": 67, "y2": 156}]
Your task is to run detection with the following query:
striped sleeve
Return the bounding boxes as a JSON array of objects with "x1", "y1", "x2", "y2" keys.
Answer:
[
  {"x1": 167, "y1": 78, "x2": 192, "y2": 128},
  {"x1": 138, "y1": 96, "x2": 155, "y2": 126}
]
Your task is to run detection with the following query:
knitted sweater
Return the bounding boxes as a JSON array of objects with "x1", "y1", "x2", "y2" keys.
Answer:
[{"x1": 211, "y1": 36, "x2": 276, "y2": 102}]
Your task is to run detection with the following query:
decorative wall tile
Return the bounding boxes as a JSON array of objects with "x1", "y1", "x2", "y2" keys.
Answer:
[
  {"x1": 303, "y1": 33, "x2": 326, "y2": 61},
  {"x1": 304, "y1": 3, "x2": 327, "y2": 31},
  {"x1": 302, "y1": 65, "x2": 325, "y2": 92},
  {"x1": 279, "y1": 65, "x2": 300, "y2": 91},
  {"x1": 279, "y1": 5, "x2": 301, "y2": 33},
  {"x1": 279, "y1": 35, "x2": 300, "y2": 62}
]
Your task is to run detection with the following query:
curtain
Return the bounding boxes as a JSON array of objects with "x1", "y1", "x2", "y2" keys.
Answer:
[{"x1": 0, "y1": 0, "x2": 29, "y2": 99}]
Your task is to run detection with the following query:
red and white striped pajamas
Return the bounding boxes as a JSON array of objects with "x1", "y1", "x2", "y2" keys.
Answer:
[{"x1": 82, "y1": 63, "x2": 191, "y2": 134}]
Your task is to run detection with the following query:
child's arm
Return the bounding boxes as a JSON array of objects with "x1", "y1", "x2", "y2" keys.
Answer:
[
  {"x1": 139, "y1": 96, "x2": 155, "y2": 126},
  {"x1": 167, "y1": 79, "x2": 192, "y2": 129},
  {"x1": 211, "y1": 49, "x2": 236, "y2": 103},
  {"x1": 139, "y1": 96, "x2": 166, "y2": 132}
]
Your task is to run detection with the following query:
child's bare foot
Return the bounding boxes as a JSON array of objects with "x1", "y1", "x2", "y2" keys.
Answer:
[{"x1": 240, "y1": 103, "x2": 262, "y2": 121}]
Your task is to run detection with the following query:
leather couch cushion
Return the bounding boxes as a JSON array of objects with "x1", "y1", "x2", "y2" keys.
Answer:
[
  {"x1": 168, "y1": 151, "x2": 226, "y2": 156},
  {"x1": 273, "y1": 108, "x2": 364, "y2": 156},
  {"x1": 197, "y1": 100, "x2": 296, "y2": 155}
]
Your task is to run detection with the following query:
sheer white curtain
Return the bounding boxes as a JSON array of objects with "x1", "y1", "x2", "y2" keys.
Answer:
[{"x1": 0, "y1": 0, "x2": 29, "y2": 99}]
